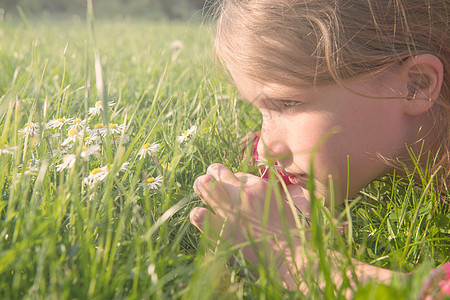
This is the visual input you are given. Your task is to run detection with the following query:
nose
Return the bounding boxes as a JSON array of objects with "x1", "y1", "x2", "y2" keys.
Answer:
[{"x1": 256, "y1": 117, "x2": 291, "y2": 163}]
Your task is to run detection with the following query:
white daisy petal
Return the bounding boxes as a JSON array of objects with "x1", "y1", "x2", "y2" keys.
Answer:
[
  {"x1": 18, "y1": 122, "x2": 40, "y2": 137},
  {"x1": 80, "y1": 145, "x2": 101, "y2": 160},
  {"x1": 83, "y1": 166, "x2": 109, "y2": 189},
  {"x1": 61, "y1": 128, "x2": 84, "y2": 147},
  {"x1": 137, "y1": 142, "x2": 159, "y2": 159},
  {"x1": 45, "y1": 117, "x2": 74, "y2": 130},
  {"x1": 56, "y1": 154, "x2": 77, "y2": 172},
  {"x1": 88, "y1": 101, "x2": 116, "y2": 116},
  {"x1": 177, "y1": 125, "x2": 197, "y2": 143},
  {"x1": 67, "y1": 118, "x2": 88, "y2": 131},
  {"x1": 139, "y1": 175, "x2": 163, "y2": 190},
  {"x1": 0, "y1": 145, "x2": 17, "y2": 155}
]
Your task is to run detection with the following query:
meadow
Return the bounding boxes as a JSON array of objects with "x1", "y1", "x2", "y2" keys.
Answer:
[{"x1": 0, "y1": 13, "x2": 448, "y2": 299}]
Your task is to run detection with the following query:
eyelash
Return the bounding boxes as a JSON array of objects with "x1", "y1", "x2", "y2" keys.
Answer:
[{"x1": 262, "y1": 99, "x2": 303, "y2": 113}]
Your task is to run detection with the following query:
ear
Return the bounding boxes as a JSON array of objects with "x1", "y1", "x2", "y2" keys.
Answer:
[{"x1": 401, "y1": 54, "x2": 443, "y2": 115}]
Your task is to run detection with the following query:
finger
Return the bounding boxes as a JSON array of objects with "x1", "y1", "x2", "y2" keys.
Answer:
[
  {"x1": 189, "y1": 207, "x2": 209, "y2": 231},
  {"x1": 193, "y1": 174, "x2": 239, "y2": 219},
  {"x1": 193, "y1": 175, "x2": 210, "y2": 203},
  {"x1": 190, "y1": 207, "x2": 260, "y2": 264},
  {"x1": 193, "y1": 174, "x2": 226, "y2": 207},
  {"x1": 234, "y1": 172, "x2": 266, "y2": 186},
  {"x1": 206, "y1": 165, "x2": 268, "y2": 209},
  {"x1": 206, "y1": 163, "x2": 240, "y2": 184},
  {"x1": 190, "y1": 206, "x2": 237, "y2": 243}
]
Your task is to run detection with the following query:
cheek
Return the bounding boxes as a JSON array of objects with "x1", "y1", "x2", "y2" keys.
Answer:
[
  {"x1": 287, "y1": 112, "x2": 363, "y2": 174},
  {"x1": 309, "y1": 123, "x2": 397, "y2": 196},
  {"x1": 286, "y1": 116, "x2": 341, "y2": 180},
  {"x1": 287, "y1": 113, "x2": 338, "y2": 154},
  {"x1": 339, "y1": 103, "x2": 407, "y2": 156}
]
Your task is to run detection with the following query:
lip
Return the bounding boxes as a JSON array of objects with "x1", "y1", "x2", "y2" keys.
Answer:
[{"x1": 282, "y1": 170, "x2": 308, "y2": 186}]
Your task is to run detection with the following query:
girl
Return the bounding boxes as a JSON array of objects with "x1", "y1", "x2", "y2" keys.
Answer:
[{"x1": 190, "y1": 0, "x2": 449, "y2": 297}]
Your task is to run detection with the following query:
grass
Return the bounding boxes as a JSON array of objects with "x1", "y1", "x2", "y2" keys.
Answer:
[{"x1": 0, "y1": 14, "x2": 448, "y2": 299}]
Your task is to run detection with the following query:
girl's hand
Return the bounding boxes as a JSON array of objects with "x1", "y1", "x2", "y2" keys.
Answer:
[
  {"x1": 189, "y1": 163, "x2": 307, "y2": 286},
  {"x1": 189, "y1": 163, "x2": 397, "y2": 294}
]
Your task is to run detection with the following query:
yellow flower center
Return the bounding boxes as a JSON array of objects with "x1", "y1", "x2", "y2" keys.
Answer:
[
  {"x1": 146, "y1": 177, "x2": 155, "y2": 183},
  {"x1": 94, "y1": 123, "x2": 104, "y2": 129},
  {"x1": 25, "y1": 166, "x2": 31, "y2": 171},
  {"x1": 57, "y1": 118, "x2": 66, "y2": 123},
  {"x1": 95, "y1": 101, "x2": 103, "y2": 108},
  {"x1": 68, "y1": 128, "x2": 79, "y2": 137},
  {"x1": 108, "y1": 124, "x2": 117, "y2": 129},
  {"x1": 73, "y1": 118, "x2": 81, "y2": 124},
  {"x1": 90, "y1": 168, "x2": 101, "y2": 175},
  {"x1": 142, "y1": 143, "x2": 151, "y2": 149},
  {"x1": 84, "y1": 137, "x2": 90, "y2": 142},
  {"x1": 76, "y1": 146, "x2": 87, "y2": 152}
]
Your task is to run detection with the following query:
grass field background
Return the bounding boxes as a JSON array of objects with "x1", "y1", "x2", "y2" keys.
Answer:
[{"x1": 0, "y1": 13, "x2": 448, "y2": 299}]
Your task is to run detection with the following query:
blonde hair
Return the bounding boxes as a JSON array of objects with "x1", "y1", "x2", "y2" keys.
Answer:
[{"x1": 213, "y1": 0, "x2": 449, "y2": 187}]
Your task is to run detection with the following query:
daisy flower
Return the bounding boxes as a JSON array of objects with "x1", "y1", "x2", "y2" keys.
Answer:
[
  {"x1": 0, "y1": 144, "x2": 17, "y2": 156},
  {"x1": 24, "y1": 165, "x2": 39, "y2": 176},
  {"x1": 18, "y1": 122, "x2": 40, "y2": 137},
  {"x1": 88, "y1": 101, "x2": 104, "y2": 116},
  {"x1": 26, "y1": 158, "x2": 39, "y2": 167},
  {"x1": 170, "y1": 40, "x2": 184, "y2": 52},
  {"x1": 113, "y1": 134, "x2": 130, "y2": 146},
  {"x1": 83, "y1": 162, "x2": 128, "y2": 189},
  {"x1": 18, "y1": 158, "x2": 39, "y2": 172},
  {"x1": 52, "y1": 142, "x2": 74, "y2": 157},
  {"x1": 83, "y1": 136, "x2": 97, "y2": 146},
  {"x1": 177, "y1": 125, "x2": 197, "y2": 143},
  {"x1": 45, "y1": 117, "x2": 74, "y2": 130},
  {"x1": 139, "y1": 175, "x2": 163, "y2": 190},
  {"x1": 83, "y1": 166, "x2": 109, "y2": 189},
  {"x1": 137, "y1": 142, "x2": 159, "y2": 159},
  {"x1": 88, "y1": 100, "x2": 116, "y2": 117},
  {"x1": 44, "y1": 131, "x2": 61, "y2": 139},
  {"x1": 105, "y1": 123, "x2": 125, "y2": 135},
  {"x1": 61, "y1": 128, "x2": 84, "y2": 147},
  {"x1": 67, "y1": 118, "x2": 88, "y2": 131},
  {"x1": 117, "y1": 161, "x2": 130, "y2": 172},
  {"x1": 56, "y1": 154, "x2": 77, "y2": 172},
  {"x1": 105, "y1": 162, "x2": 129, "y2": 173},
  {"x1": 80, "y1": 145, "x2": 101, "y2": 160},
  {"x1": 25, "y1": 158, "x2": 40, "y2": 173},
  {"x1": 88, "y1": 123, "x2": 107, "y2": 140},
  {"x1": 16, "y1": 159, "x2": 40, "y2": 179}
]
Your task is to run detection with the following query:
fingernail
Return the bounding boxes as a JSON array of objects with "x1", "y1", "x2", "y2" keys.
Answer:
[
  {"x1": 207, "y1": 163, "x2": 220, "y2": 175},
  {"x1": 193, "y1": 178, "x2": 202, "y2": 196},
  {"x1": 190, "y1": 208, "x2": 204, "y2": 226},
  {"x1": 190, "y1": 208, "x2": 199, "y2": 221}
]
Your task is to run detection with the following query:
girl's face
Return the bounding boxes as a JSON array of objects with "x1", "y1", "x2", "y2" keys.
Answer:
[{"x1": 229, "y1": 67, "x2": 431, "y2": 202}]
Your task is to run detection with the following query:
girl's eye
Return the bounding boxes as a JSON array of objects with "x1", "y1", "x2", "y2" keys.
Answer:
[
  {"x1": 280, "y1": 100, "x2": 300, "y2": 109},
  {"x1": 261, "y1": 98, "x2": 303, "y2": 112}
]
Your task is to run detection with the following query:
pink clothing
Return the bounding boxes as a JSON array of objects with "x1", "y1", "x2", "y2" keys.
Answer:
[
  {"x1": 249, "y1": 132, "x2": 292, "y2": 185},
  {"x1": 419, "y1": 262, "x2": 450, "y2": 299}
]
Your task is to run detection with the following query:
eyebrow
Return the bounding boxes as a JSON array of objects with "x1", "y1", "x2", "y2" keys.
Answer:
[
  {"x1": 236, "y1": 83, "x2": 308, "y2": 105},
  {"x1": 251, "y1": 91, "x2": 305, "y2": 105}
]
